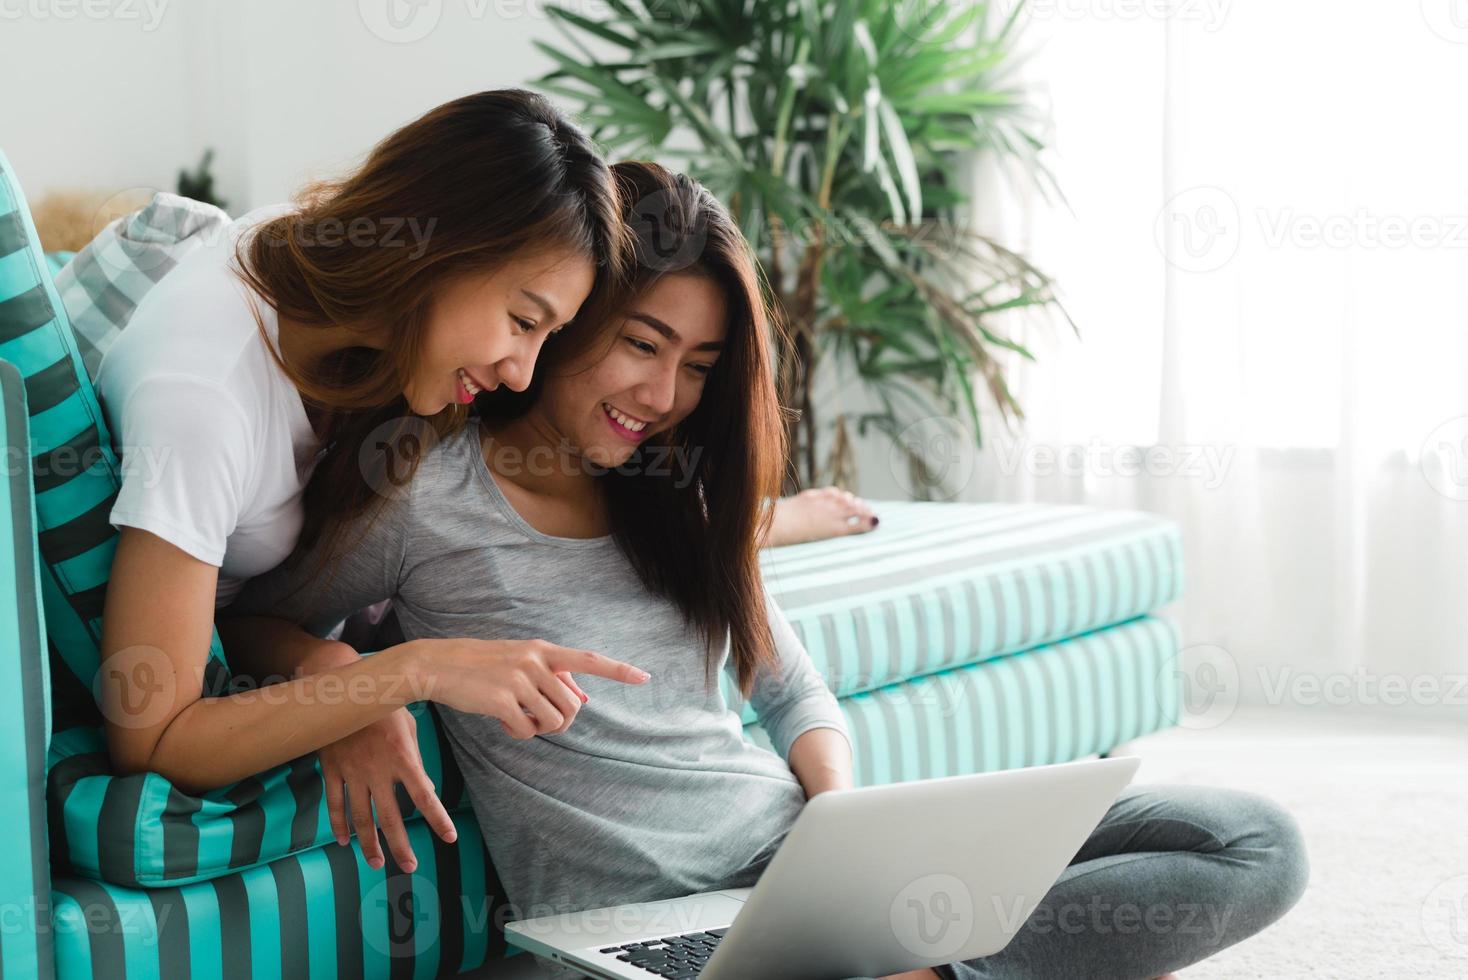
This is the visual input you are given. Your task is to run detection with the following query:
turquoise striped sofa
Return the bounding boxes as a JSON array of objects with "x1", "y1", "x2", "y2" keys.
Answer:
[
  {"x1": 751, "y1": 502, "x2": 1182, "y2": 786},
  {"x1": 0, "y1": 148, "x2": 1183, "y2": 980}
]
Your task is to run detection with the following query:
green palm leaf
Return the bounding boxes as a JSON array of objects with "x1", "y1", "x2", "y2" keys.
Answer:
[{"x1": 536, "y1": 0, "x2": 1066, "y2": 493}]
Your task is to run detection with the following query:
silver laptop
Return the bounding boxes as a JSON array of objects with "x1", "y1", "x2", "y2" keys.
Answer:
[{"x1": 506, "y1": 755, "x2": 1140, "y2": 980}]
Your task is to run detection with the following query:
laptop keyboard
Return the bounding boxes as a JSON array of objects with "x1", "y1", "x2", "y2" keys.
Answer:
[{"x1": 598, "y1": 928, "x2": 729, "y2": 977}]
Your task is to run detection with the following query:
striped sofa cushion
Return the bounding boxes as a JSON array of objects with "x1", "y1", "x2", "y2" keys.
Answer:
[
  {"x1": 839, "y1": 615, "x2": 1178, "y2": 786},
  {"x1": 0, "y1": 360, "x2": 56, "y2": 980},
  {"x1": 47, "y1": 699, "x2": 472, "y2": 888},
  {"x1": 51, "y1": 810, "x2": 507, "y2": 980},
  {"x1": 755, "y1": 500, "x2": 1183, "y2": 714},
  {"x1": 743, "y1": 615, "x2": 1181, "y2": 786},
  {"x1": 0, "y1": 150, "x2": 234, "y2": 727},
  {"x1": 51, "y1": 192, "x2": 231, "y2": 380}
]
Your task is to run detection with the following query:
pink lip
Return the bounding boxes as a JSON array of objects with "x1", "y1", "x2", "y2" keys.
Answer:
[
  {"x1": 602, "y1": 403, "x2": 649, "y2": 443},
  {"x1": 463, "y1": 368, "x2": 497, "y2": 391},
  {"x1": 455, "y1": 369, "x2": 499, "y2": 405}
]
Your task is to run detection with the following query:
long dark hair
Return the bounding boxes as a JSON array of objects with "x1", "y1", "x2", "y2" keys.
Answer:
[
  {"x1": 234, "y1": 89, "x2": 630, "y2": 558},
  {"x1": 485, "y1": 161, "x2": 787, "y2": 695}
]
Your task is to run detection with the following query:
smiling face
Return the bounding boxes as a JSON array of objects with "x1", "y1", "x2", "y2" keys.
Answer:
[
  {"x1": 402, "y1": 245, "x2": 596, "y2": 416},
  {"x1": 536, "y1": 271, "x2": 728, "y2": 469}
]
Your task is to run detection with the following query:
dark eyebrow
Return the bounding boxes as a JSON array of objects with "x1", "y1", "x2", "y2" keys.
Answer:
[
  {"x1": 628, "y1": 312, "x2": 724, "y2": 352},
  {"x1": 520, "y1": 289, "x2": 563, "y2": 326}
]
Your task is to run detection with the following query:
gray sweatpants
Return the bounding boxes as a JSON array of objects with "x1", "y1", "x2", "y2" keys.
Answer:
[
  {"x1": 545, "y1": 782, "x2": 1307, "y2": 980},
  {"x1": 922, "y1": 782, "x2": 1310, "y2": 980}
]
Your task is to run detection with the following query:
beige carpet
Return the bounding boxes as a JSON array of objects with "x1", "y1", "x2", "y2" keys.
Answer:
[{"x1": 1124, "y1": 705, "x2": 1468, "y2": 978}]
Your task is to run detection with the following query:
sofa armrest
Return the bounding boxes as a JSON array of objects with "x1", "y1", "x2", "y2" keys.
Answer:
[{"x1": 0, "y1": 358, "x2": 56, "y2": 979}]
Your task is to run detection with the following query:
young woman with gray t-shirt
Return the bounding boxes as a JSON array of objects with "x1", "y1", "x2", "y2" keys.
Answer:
[{"x1": 231, "y1": 162, "x2": 1308, "y2": 980}]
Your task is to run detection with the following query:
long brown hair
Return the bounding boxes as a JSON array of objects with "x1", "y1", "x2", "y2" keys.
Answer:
[
  {"x1": 486, "y1": 161, "x2": 788, "y2": 696},
  {"x1": 233, "y1": 89, "x2": 629, "y2": 556}
]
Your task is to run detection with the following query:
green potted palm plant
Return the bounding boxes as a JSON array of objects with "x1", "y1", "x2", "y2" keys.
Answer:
[{"x1": 537, "y1": 0, "x2": 1070, "y2": 494}]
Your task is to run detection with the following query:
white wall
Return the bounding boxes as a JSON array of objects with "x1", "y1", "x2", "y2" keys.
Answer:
[
  {"x1": 1, "y1": 0, "x2": 572, "y2": 208},
  {"x1": 2, "y1": 0, "x2": 199, "y2": 200},
  {"x1": 2, "y1": 0, "x2": 1041, "y2": 503}
]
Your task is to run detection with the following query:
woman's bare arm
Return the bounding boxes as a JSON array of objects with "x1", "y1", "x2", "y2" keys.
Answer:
[
  {"x1": 104, "y1": 527, "x2": 648, "y2": 795},
  {"x1": 102, "y1": 527, "x2": 428, "y2": 795},
  {"x1": 216, "y1": 613, "x2": 361, "y2": 686},
  {"x1": 786, "y1": 727, "x2": 855, "y2": 799}
]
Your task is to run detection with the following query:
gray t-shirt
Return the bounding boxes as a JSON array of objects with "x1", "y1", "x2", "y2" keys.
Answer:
[{"x1": 233, "y1": 423, "x2": 850, "y2": 924}]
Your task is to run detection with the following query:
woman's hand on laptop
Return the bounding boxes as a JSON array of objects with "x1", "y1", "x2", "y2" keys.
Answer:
[{"x1": 405, "y1": 637, "x2": 650, "y2": 739}]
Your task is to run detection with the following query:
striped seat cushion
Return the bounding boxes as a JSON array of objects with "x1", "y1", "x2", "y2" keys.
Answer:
[
  {"x1": 51, "y1": 811, "x2": 507, "y2": 980},
  {"x1": 756, "y1": 500, "x2": 1183, "y2": 713}
]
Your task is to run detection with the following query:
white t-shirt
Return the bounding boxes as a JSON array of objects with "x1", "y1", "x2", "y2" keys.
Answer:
[{"x1": 97, "y1": 204, "x2": 323, "y2": 607}]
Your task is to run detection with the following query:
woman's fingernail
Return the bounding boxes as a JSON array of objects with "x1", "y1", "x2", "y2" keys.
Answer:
[
  {"x1": 579, "y1": 691, "x2": 589, "y2": 703},
  {"x1": 368, "y1": 857, "x2": 383, "y2": 870},
  {"x1": 336, "y1": 837, "x2": 347, "y2": 847},
  {"x1": 871, "y1": 516, "x2": 880, "y2": 528},
  {"x1": 634, "y1": 669, "x2": 651, "y2": 682},
  {"x1": 445, "y1": 831, "x2": 458, "y2": 843}
]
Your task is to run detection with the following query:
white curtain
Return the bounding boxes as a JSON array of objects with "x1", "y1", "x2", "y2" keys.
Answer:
[{"x1": 857, "y1": 1, "x2": 1468, "y2": 712}]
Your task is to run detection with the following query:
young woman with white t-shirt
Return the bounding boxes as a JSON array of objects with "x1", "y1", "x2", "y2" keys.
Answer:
[{"x1": 95, "y1": 90, "x2": 654, "y2": 874}]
